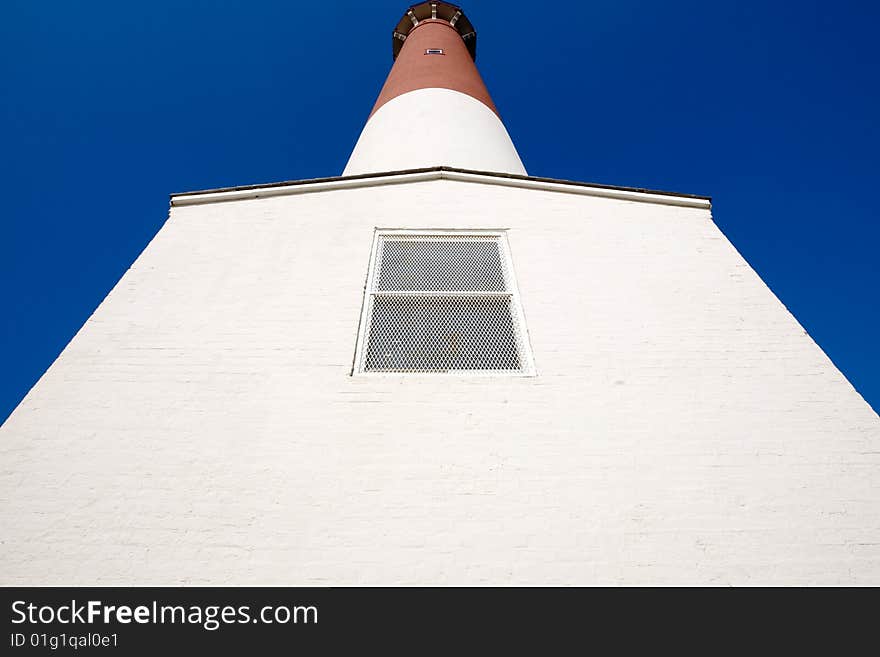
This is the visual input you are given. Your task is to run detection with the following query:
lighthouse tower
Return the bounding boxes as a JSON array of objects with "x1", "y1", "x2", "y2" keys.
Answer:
[
  {"x1": 1, "y1": 2, "x2": 879, "y2": 585},
  {"x1": 344, "y1": 3, "x2": 526, "y2": 176}
]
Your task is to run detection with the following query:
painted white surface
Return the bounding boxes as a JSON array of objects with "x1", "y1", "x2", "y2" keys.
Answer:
[
  {"x1": 343, "y1": 88, "x2": 527, "y2": 176},
  {"x1": 172, "y1": 169, "x2": 711, "y2": 209},
  {"x1": 1, "y1": 177, "x2": 879, "y2": 585}
]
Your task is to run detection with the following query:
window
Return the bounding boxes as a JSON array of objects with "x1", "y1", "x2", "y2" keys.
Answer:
[
  {"x1": 353, "y1": 230, "x2": 535, "y2": 375},
  {"x1": 425, "y1": 48, "x2": 445, "y2": 55}
]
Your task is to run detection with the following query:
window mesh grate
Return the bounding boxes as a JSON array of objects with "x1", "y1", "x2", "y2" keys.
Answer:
[
  {"x1": 356, "y1": 232, "x2": 533, "y2": 374},
  {"x1": 376, "y1": 237, "x2": 506, "y2": 292}
]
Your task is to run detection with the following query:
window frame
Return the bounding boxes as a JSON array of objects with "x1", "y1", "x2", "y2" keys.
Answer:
[{"x1": 352, "y1": 228, "x2": 536, "y2": 377}]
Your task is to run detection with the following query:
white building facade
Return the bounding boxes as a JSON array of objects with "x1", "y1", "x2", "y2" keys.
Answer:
[{"x1": 1, "y1": 3, "x2": 878, "y2": 585}]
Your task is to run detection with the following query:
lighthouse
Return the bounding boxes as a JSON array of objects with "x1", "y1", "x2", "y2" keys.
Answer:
[
  {"x1": 1, "y1": 2, "x2": 879, "y2": 585},
  {"x1": 344, "y1": 2, "x2": 526, "y2": 176}
]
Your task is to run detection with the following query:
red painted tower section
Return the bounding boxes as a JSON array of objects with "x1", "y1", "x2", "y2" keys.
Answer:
[{"x1": 371, "y1": 17, "x2": 498, "y2": 118}]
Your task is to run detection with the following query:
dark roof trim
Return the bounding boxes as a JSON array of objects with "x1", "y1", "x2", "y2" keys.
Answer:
[{"x1": 171, "y1": 166, "x2": 711, "y2": 202}]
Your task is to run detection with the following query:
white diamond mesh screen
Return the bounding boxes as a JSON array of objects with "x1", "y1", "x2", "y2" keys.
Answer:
[
  {"x1": 376, "y1": 238, "x2": 507, "y2": 292},
  {"x1": 356, "y1": 232, "x2": 532, "y2": 374}
]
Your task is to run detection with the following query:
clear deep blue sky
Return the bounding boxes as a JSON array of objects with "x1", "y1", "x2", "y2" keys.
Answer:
[{"x1": 2, "y1": 0, "x2": 878, "y2": 422}]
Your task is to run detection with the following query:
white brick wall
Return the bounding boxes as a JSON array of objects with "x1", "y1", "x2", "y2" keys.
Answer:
[{"x1": 1, "y1": 176, "x2": 878, "y2": 584}]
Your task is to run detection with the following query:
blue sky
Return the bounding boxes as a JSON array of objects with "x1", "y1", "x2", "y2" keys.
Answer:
[{"x1": 2, "y1": 0, "x2": 878, "y2": 421}]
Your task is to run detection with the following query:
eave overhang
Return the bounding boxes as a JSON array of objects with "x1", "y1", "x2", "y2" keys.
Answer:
[{"x1": 170, "y1": 167, "x2": 712, "y2": 210}]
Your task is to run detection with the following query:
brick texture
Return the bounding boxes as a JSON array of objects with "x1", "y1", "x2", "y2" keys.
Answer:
[{"x1": 1, "y1": 178, "x2": 878, "y2": 584}]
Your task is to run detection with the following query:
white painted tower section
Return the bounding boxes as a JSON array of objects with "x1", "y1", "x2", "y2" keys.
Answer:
[{"x1": 343, "y1": 88, "x2": 527, "y2": 175}]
